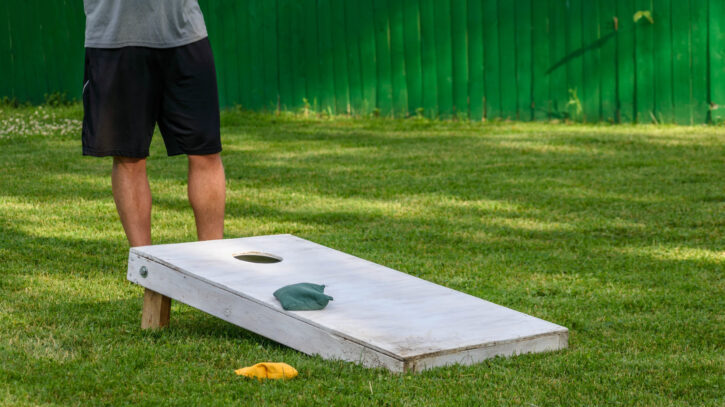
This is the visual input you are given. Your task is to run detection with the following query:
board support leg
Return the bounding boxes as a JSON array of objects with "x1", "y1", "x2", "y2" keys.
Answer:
[{"x1": 141, "y1": 288, "x2": 171, "y2": 329}]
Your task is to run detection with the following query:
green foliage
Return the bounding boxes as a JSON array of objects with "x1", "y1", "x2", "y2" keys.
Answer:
[
  {"x1": 1, "y1": 106, "x2": 723, "y2": 406},
  {"x1": 0, "y1": 96, "x2": 30, "y2": 108},
  {"x1": 566, "y1": 88, "x2": 583, "y2": 119},
  {"x1": 301, "y1": 98, "x2": 311, "y2": 117},
  {"x1": 43, "y1": 92, "x2": 75, "y2": 107},
  {"x1": 634, "y1": 10, "x2": 655, "y2": 25}
]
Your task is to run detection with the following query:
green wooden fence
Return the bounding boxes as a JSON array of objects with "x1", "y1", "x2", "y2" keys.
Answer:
[{"x1": 3, "y1": 0, "x2": 725, "y2": 124}]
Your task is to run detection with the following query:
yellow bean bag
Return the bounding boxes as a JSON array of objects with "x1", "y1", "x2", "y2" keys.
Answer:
[{"x1": 235, "y1": 362, "x2": 298, "y2": 380}]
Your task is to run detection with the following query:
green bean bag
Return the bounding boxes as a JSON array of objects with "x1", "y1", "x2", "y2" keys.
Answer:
[{"x1": 273, "y1": 283, "x2": 334, "y2": 311}]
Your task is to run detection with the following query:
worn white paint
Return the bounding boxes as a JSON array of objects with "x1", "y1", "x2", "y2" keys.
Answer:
[{"x1": 127, "y1": 234, "x2": 568, "y2": 372}]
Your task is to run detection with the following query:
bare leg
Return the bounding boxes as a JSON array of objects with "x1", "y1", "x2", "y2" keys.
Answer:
[
  {"x1": 188, "y1": 153, "x2": 226, "y2": 241},
  {"x1": 112, "y1": 157, "x2": 169, "y2": 328},
  {"x1": 112, "y1": 157, "x2": 152, "y2": 247}
]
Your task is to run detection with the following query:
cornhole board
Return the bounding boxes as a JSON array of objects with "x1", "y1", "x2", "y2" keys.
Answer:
[{"x1": 127, "y1": 234, "x2": 568, "y2": 372}]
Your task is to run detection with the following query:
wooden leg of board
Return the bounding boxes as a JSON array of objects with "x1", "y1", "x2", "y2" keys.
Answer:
[{"x1": 141, "y1": 288, "x2": 171, "y2": 329}]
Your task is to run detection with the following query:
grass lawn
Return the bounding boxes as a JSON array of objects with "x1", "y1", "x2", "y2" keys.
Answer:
[{"x1": 1, "y1": 105, "x2": 723, "y2": 406}]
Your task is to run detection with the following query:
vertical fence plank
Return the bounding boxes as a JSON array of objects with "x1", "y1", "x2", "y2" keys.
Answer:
[
  {"x1": 709, "y1": 0, "x2": 725, "y2": 123},
  {"x1": 204, "y1": 1, "x2": 226, "y2": 107},
  {"x1": 52, "y1": 0, "x2": 69, "y2": 99},
  {"x1": 217, "y1": 0, "x2": 233, "y2": 108},
  {"x1": 419, "y1": 0, "x2": 439, "y2": 117},
  {"x1": 27, "y1": 0, "x2": 50, "y2": 102},
  {"x1": 317, "y1": 0, "x2": 336, "y2": 113},
  {"x1": 288, "y1": 1, "x2": 306, "y2": 111},
  {"x1": 331, "y1": 0, "x2": 350, "y2": 114},
  {"x1": 235, "y1": 0, "x2": 251, "y2": 109},
  {"x1": 548, "y1": 0, "x2": 568, "y2": 119},
  {"x1": 277, "y1": 0, "x2": 295, "y2": 111},
  {"x1": 373, "y1": 0, "x2": 393, "y2": 116},
  {"x1": 389, "y1": 0, "x2": 409, "y2": 117},
  {"x1": 672, "y1": 0, "x2": 692, "y2": 124},
  {"x1": 691, "y1": 0, "x2": 709, "y2": 124},
  {"x1": 482, "y1": 0, "x2": 500, "y2": 119},
  {"x1": 599, "y1": 0, "x2": 617, "y2": 123},
  {"x1": 358, "y1": 1, "x2": 377, "y2": 114},
  {"x1": 635, "y1": 0, "x2": 655, "y2": 123},
  {"x1": 247, "y1": 0, "x2": 265, "y2": 110},
  {"x1": 38, "y1": 0, "x2": 60, "y2": 98},
  {"x1": 57, "y1": 0, "x2": 82, "y2": 100},
  {"x1": 344, "y1": 0, "x2": 363, "y2": 115},
  {"x1": 532, "y1": 0, "x2": 550, "y2": 121},
  {"x1": 616, "y1": 0, "x2": 636, "y2": 123},
  {"x1": 515, "y1": 0, "x2": 533, "y2": 121},
  {"x1": 450, "y1": 0, "x2": 469, "y2": 118},
  {"x1": 68, "y1": 0, "x2": 85, "y2": 95},
  {"x1": 8, "y1": 0, "x2": 29, "y2": 101},
  {"x1": 225, "y1": 0, "x2": 242, "y2": 108},
  {"x1": 653, "y1": 0, "x2": 674, "y2": 123},
  {"x1": 302, "y1": 0, "x2": 319, "y2": 111},
  {"x1": 565, "y1": 0, "x2": 584, "y2": 121},
  {"x1": 581, "y1": 0, "x2": 601, "y2": 122},
  {"x1": 37, "y1": 0, "x2": 53, "y2": 101},
  {"x1": 262, "y1": 0, "x2": 279, "y2": 110},
  {"x1": 433, "y1": 0, "x2": 453, "y2": 118},
  {"x1": 403, "y1": 0, "x2": 423, "y2": 115},
  {"x1": 467, "y1": 0, "x2": 484, "y2": 121},
  {"x1": 31, "y1": 0, "x2": 50, "y2": 102},
  {"x1": 498, "y1": 0, "x2": 517, "y2": 120},
  {"x1": 0, "y1": 1, "x2": 12, "y2": 100}
]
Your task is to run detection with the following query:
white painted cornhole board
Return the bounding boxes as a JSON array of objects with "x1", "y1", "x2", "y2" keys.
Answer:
[{"x1": 127, "y1": 234, "x2": 567, "y2": 372}]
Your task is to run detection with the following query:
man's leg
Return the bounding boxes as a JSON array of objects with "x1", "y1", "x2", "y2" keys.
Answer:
[
  {"x1": 112, "y1": 157, "x2": 152, "y2": 247},
  {"x1": 111, "y1": 156, "x2": 170, "y2": 329},
  {"x1": 188, "y1": 153, "x2": 226, "y2": 240}
]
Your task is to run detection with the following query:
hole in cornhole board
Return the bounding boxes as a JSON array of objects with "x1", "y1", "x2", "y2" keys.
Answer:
[{"x1": 233, "y1": 251, "x2": 283, "y2": 264}]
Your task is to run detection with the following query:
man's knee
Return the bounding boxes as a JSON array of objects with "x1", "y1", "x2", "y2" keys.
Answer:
[
  {"x1": 188, "y1": 153, "x2": 223, "y2": 170},
  {"x1": 113, "y1": 156, "x2": 147, "y2": 174}
]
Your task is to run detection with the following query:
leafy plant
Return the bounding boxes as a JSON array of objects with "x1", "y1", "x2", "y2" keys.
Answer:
[
  {"x1": 1, "y1": 96, "x2": 21, "y2": 108},
  {"x1": 566, "y1": 88, "x2": 583, "y2": 119},
  {"x1": 302, "y1": 97, "x2": 311, "y2": 117},
  {"x1": 633, "y1": 10, "x2": 654, "y2": 24},
  {"x1": 43, "y1": 92, "x2": 74, "y2": 107}
]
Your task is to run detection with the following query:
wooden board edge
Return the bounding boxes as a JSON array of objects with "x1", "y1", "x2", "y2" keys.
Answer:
[
  {"x1": 404, "y1": 330, "x2": 568, "y2": 373},
  {"x1": 127, "y1": 251, "x2": 406, "y2": 372}
]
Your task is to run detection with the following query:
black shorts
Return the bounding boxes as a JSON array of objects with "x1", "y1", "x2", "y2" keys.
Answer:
[{"x1": 82, "y1": 37, "x2": 222, "y2": 157}]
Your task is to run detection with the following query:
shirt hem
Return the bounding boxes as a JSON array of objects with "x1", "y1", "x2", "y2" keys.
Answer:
[{"x1": 84, "y1": 34, "x2": 208, "y2": 49}]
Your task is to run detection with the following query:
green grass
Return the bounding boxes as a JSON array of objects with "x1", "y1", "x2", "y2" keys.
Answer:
[{"x1": 1, "y1": 105, "x2": 723, "y2": 406}]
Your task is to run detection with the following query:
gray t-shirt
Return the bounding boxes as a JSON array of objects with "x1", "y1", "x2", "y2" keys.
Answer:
[{"x1": 83, "y1": 0, "x2": 208, "y2": 48}]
